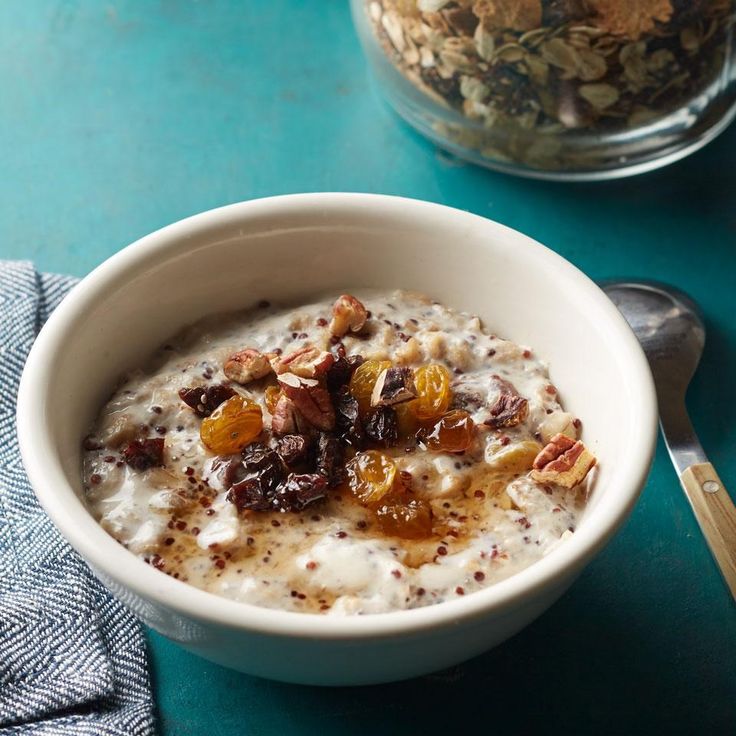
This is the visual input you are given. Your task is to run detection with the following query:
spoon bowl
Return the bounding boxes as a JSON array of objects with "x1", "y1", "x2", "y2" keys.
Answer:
[
  {"x1": 603, "y1": 279, "x2": 736, "y2": 600},
  {"x1": 602, "y1": 280, "x2": 705, "y2": 395}
]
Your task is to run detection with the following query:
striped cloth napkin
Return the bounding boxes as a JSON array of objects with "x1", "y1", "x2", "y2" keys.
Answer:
[{"x1": 0, "y1": 262, "x2": 155, "y2": 735}]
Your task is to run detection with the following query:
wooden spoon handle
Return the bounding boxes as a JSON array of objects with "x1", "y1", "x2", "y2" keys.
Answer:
[{"x1": 680, "y1": 462, "x2": 736, "y2": 600}]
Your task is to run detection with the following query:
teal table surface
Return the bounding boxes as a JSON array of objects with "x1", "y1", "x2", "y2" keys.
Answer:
[{"x1": 2, "y1": 2, "x2": 735, "y2": 734}]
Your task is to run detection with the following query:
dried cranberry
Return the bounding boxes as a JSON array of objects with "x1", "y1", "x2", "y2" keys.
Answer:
[
  {"x1": 122, "y1": 438, "x2": 165, "y2": 471},
  {"x1": 326, "y1": 354, "x2": 365, "y2": 391},
  {"x1": 364, "y1": 407, "x2": 398, "y2": 447},
  {"x1": 316, "y1": 432, "x2": 344, "y2": 488},
  {"x1": 272, "y1": 434, "x2": 311, "y2": 466},
  {"x1": 333, "y1": 385, "x2": 366, "y2": 448},
  {"x1": 225, "y1": 445, "x2": 286, "y2": 511},
  {"x1": 178, "y1": 384, "x2": 235, "y2": 417},
  {"x1": 228, "y1": 477, "x2": 273, "y2": 512},
  {"x1": 271, "y1": 473, "x2": 327, "y2": 512},
  {"x1": 450, "y1": 390, "x2": 484, "y2": 413}
]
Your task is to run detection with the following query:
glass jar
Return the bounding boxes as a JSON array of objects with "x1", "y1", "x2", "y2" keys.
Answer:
[{"x1": 351, "y1": 0, "x2": 736, "y2": 180}]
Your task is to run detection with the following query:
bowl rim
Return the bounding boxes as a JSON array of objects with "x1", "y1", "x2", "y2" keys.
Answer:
[{"x1": 17, "y1": 193, "x2": 657, "y2": 639}]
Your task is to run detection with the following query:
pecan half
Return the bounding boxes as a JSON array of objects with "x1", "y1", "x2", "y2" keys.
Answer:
[
  {"x1": 270, "y1": 395, "x2": 308, "y2": 436},
  {"x1": 370, "y1": 367, "x2": 417, "y2": 407},
  {"x1": 329, "y1": 294, "x2": 368, "y2": 338},
  {"x1": 530, "y1": 433, "x2": 596, "y2": 489},
  {"x1": 277, "y1": 372, "x2": 335, "y2": 431},
  {"x1": 271, "y1": 345, "x2": 335, "y2": 379},
  {"x1": 484, "y1": 376, "x2": 529, "y2": 429},
  {"x1": 224, "y1": 348, "x2": 272, "y2": 385}
]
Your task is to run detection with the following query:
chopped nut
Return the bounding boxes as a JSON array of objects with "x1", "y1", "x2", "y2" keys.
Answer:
[
  {"x1": 370, "y1": 367, "x2": 417, "y2": 407},
  {"x1": 224, "y1": 348, "x2": 272, "y2": 385},
  {"x1": 271, "y1": 345, "x2": 335, "y2": 378},
  {"x1": 270, "y1": 396, "x2": 310, "y2": 436},
  {"x1": 277, "y1": 373, "x2": 336, "y2": 431},
  {"x1": 329, "y1": 294, "x2": 368, "y2": 337},
  {"x1": 484, "y1": 376, "x2": 529, "y2": 428},
  {"x1": 531, "y1": 433, "x2": 596, "y2": 488}
]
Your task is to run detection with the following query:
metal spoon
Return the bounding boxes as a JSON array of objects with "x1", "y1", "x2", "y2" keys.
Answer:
[{"x1": 602, "y1": 280, "x2": 736, "y2": 599}]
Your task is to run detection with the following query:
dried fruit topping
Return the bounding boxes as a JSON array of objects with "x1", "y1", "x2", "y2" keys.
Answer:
[
  {"x1": 376, "y1": 497, "x2": 433, "y2": 539},
  {"x1": 411, "y1": 364, "x2": 451, "y2": 420},
  {"x1": 329, "y1": 294, "x2": 368, "y2": 338},
  {"x1": 531, "y1": 433, "x2": 596, "y2": 488},
  {"x1": 272, "y1": 434, "x2": 311, "y2": 466},
  {"x1": 271, "y1": 345, "x2": 335, "y2": 379},
  {"x1": 271, "y1": 473, "x2": 328, "y2": 512},
  {"x1": 370, "y1": 367, "x2": 417, "y2": 407},
  {"x1": 122, "y1": 438, "x2": 165, "y2": 471},
  {"x1": 200, "y1": 395, "x2": 263, "y2": 454},
  {"x1": 264, "y1": 385, "x2": 282, "y2": 414},
  {"x1": 346, "y1": 450, "x2": 397, "y2": 506},
  {"x1": 349, "y1": 359, "x2": 391, "y2": 415},
  {"x1": 420, "y1": 410, "x2": 475, "y2": 453},
  {"x1": 485, "y1": 376, "x2": 529, "y2": 429},
  {"x1": 326, "y1": 354, "x2": 365, "y2": 391},
  {"x1": 364, "y1": 406, "x2": 399, "y2": 448},
  {"x1": 223, "y1": 348, "x2": 272, "y2": 385},
  {"x1": 394, "y1": 403, "x2": 418, "y2": 439},
  {"x1": 179, "y1": 384, "x2": 236, "y2": 418},
  {"x1": 226, "y1": 444, "x2": 286, "y2": 511},
  {"x1": 277, "y1": 372, "x2": 335, "y2": 431},
  {"x1": 316, "y1": 432, "x2": 345, "y2": 488},
  {"x1": 227, "y1": 476, "x2": 273, "y2": 512},
  {"x1": 333, "y1": 386, "x2": 366, "y2": 448}
]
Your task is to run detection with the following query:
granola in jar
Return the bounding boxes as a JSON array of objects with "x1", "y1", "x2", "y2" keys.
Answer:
[
  {"x1": 83, "y1": 291, "x2": 596, "y2": 615},
  {"x1": 353, "y1": 0, "x2": 736, "y2": 177}
]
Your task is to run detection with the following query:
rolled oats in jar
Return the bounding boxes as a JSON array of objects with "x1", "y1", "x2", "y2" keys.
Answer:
[{"x1": 351, "y1": 0, "x2": 736, "y2": 179}]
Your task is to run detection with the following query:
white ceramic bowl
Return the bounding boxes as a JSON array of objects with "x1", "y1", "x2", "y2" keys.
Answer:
[{"x1": 17, "y1": 194, "x2": 657, "y2": 685}]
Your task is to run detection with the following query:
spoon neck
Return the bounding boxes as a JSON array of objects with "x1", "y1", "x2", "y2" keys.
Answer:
[{"x1": 658, "y1": 400, "x2": 708, "y2": 475}]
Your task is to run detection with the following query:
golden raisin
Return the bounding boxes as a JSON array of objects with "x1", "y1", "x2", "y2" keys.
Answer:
[
  {"x1": 349, "y1": 359, "x2": 391, "y2": 415},
  {"x1": 346, "y1": 450, "x2": 396, "y2": 506},
  {"x1": 264, "y1": 385, "x2": 282, "y2": 414},
  {"x1": 200, "y1": 395, "x2": 263, "y2": 454},
  {"x1": 411, "y1": 364, "x2": 451, "y2": 420},
  {"x1": 421, "y1": 410, "x2": 474, "y2": 453},
  {"x1": 376, "y1": 497, "x2": 433, "y2": 539}
]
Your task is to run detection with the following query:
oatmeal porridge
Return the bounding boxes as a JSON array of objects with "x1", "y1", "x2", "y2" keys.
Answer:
[{"x1": 83, "y1": 290, "x2": 596, "y2": 615}]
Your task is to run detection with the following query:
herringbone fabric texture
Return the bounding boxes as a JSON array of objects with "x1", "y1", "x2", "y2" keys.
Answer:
[{"x1": 0, "y1": 262, "x2": 155, "y2": 735}]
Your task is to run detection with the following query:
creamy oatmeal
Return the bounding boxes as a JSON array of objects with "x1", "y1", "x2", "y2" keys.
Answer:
[{"x1": 83, "y1": 290, "x2": 596, "y2": 615}]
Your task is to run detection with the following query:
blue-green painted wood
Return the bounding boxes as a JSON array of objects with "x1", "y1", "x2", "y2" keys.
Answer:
[{"x1": 1, "y1": 2, "x2": 734, "y2": 734}]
